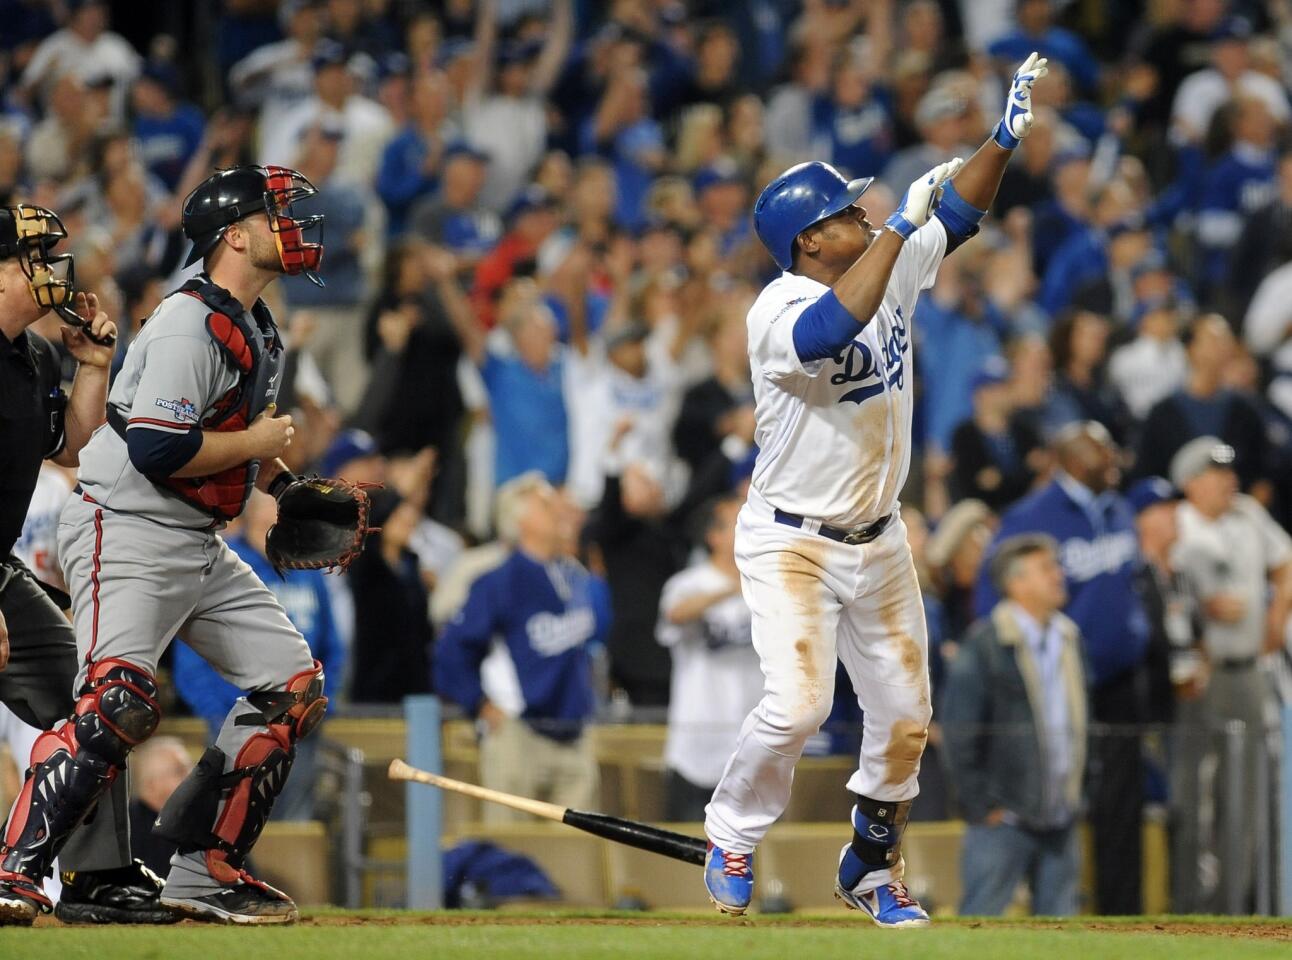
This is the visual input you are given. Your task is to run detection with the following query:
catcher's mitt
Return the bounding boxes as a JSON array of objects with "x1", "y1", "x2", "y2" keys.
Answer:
[{"x1": 265, "y1": 476, "x2": 377, "y2": 574}]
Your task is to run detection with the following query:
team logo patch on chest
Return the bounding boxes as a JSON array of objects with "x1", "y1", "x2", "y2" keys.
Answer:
[
  {"x1": 155, "y1": 396, "x2": 199, "y2": 423},
  {"x1": 830, "y1": 305, "x2": 908, "y2": 405}
]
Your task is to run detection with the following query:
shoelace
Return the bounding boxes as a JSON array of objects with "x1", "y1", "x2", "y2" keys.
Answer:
[
  {"x1": 721, "y1": 852, "x2": 752, "y2": 878},
  {"x1": 886, "y1": 882, "x2": 917, "y2": 909}
]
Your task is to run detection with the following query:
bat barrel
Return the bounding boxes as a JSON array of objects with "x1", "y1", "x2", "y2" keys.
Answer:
[{"x1": 562, "y1": 810, "x2": 707, "y2": 866}]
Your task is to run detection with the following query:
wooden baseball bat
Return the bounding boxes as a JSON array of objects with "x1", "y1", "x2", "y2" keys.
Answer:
[{"x1": 388, "y1": 758, "x2": 708, "y2": 866}]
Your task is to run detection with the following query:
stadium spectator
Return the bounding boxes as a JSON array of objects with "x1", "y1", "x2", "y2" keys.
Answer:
[
  {"x1": 926, "y1": 498, "x2": 996, "y2": 651},
  {"x1": 21, "y1": 0, "x2": 139, "y2": 120},
  {"x1": 881, "y1": 83, "x2": 973, "y2": 194},
  {"x1": 1136, "y1": 314, "x2": 1268, "y2": 491},
  {"x1": 228, "y1": 1, "x2": 326, "y2": 146},
  {"x1": 988, "y1": 0, "x2": 1099, "y2": 96},
  {"x1": 944, "y1": 533, "x2": 1086, "y2": 917},
  {"x1": 1125, "y1": 475, "x2": 1208, "y2": 913},
  {"x1": 810, "y1": 49, "x2": 896, "y2": 183},
  {"x1": 949, "y1": 357, "x2": 1044, "y2": 511},
  {"x1": 269, "y1": 38, "x2": 393, "y2": 185},
  {"x1": 1108, "y1": 295, "x2": 1189, "y2": 423},
  {"x1": 436, "y1": 472, "x2": 608, "y2": 823},
  {"x1": 1042, "y1": 309, "x2": 1127, "y2": 441},
  {"x1": 655, "y1": 494, "x2": 761, "y2": 821},
  {"x1": 1170, "y1": 437, "x2": 1292, "y2": 911},
  {"x1": 129, "y1": 62, "x2": 204, "y2": 190},
  {"x1": 377, "y1": 68, "x2": 459, "y2": 235},
  {"x1": 977, "y1": 422, "x2": 1148, "y2": 915},
  {"x1": 280, "y1": 120, "x2": 380, "y2": 414},
  {"x1": 1232, "y1": 153, "x2": 1292, "y2": 320},
  {"x1": 127, "y1": 737, "x2": 192, "y2": 879}
]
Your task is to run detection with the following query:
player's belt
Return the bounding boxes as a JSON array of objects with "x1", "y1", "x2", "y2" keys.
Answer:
[{"x1": 773, "y1": 509, "x2": 892, "y2": 545}]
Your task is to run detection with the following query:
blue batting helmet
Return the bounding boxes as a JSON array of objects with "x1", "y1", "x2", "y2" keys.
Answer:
[{"x1": 753, "y1": 162, "x2": 874, "y2": 271}]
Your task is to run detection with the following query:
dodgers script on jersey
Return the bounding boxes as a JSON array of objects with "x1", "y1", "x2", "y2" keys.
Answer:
[{"x1": 747, "y1": 219, "x2": 947, "y2": 527}]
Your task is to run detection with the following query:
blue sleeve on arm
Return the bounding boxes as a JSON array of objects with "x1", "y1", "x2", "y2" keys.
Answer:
[
  {"x1": 791, "y1": 290, "x2": 861, "y2": 363},
  {"x1": 933, "y1": 180, "x2": 985, "y2": 242},
  {"x1": 432, "y1": 575, "x2": 498, "y2": 715},
  {"x1": 126, "y1": 425, "x2": 202, "y2": 477}
]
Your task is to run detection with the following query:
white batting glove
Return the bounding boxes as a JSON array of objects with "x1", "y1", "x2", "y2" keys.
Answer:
[
  {"x1": 884, "y1": 158, "x2": 964, "y2": 240},
  {"x1": 993, "y1": 51, "x2": 1049, "y2": 149}
]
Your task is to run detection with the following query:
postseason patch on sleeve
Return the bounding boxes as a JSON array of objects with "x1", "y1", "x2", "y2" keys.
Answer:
[{"x1": 155, "y1": 396, "x2": 200, "y2": 423}]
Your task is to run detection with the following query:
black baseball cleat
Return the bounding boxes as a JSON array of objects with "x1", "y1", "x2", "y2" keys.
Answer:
[
  {"x1": 161, "y1": 873, "x2": 299, "y2": 925},
  {"x1": 0, "y1": 870, "x2": 52, "y2": 926},
  {"x1": 55, "y1": 861, "x2": 181, "y2": 924}
]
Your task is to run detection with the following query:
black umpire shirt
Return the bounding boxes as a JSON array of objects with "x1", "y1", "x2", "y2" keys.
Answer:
[{"x1": 0, "y1": 326, "x2": 66, "y2": 559}]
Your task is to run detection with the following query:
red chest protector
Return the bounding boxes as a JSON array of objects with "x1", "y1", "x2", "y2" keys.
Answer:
[{"x1": 136, "y1": 276, "x2": 284, "y2": 522}]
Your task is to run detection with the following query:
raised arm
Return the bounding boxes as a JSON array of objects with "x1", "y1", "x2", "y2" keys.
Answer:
[{"x1": 529, "y1": 0, "x2": 573, "y2": 97}]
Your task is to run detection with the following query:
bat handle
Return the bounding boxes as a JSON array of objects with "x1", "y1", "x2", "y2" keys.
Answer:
[{"x1": 388, "y1": 758, "x2": 413, "y2": 781}]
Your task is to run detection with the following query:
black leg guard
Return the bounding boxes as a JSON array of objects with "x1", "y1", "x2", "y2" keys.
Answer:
[
  {"x1": 154, "y1": 661, "x2": 325, "y2": 885},
  {"x1": 849, "y1": 795, "x2": 913, "y2": 871},
  {"x1": 0, "y1": 660, "x2": 160, "y2": 882}
]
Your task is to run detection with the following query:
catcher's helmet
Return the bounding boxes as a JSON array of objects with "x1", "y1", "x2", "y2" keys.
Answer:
[
  {"x1": 182, "y1": 164, "x2": 325, "y2": 285},
  {"x1": 0, "y1": 204, "x2": 78, "y2": 322},
  {"x1": 753, "y1": 161, "x2": 873, "y2": 271}
]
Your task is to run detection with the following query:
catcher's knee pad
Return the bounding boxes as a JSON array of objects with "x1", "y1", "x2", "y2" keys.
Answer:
[
  {"x1": 1, "y1": 660, "x2": 159, "y2": 880},
  {"x1": 154, "y1": 661, "x2": 325, "y2": 884},
  {"x1": 243, "y1": 659, "x2": 328, "y2": 739}
]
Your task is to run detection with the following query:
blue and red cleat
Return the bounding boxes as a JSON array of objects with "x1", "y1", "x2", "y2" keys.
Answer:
[
  {"x1": 704, "y1": 842, "x2": 754, "y2": 916},
  {"x1": 834, "y1": 843, "x2": 929, "y2": 927}
]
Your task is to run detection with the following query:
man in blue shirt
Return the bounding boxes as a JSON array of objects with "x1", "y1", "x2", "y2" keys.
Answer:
[
  {"x1": 129, "y1": 61, "x2": 205, "y2": 189},
  {"x1": 172, "y1": 490, "x2": 343, "y2": 821},
  {"x1": 469, "y1": 287, "x2": 571, "y2": 486},
  {"x1": 376, "y1": 70, "x2": 457, "y2": 236},
  {"x1": 989, "y1": 0, "x2": 1100, "y2": 96},
  {"x1": 975, "y1": 421, "x2": 1148, "y2": 915},
  {"x1": 436, "y1": 472, "x2": 610, "y2": 822}
]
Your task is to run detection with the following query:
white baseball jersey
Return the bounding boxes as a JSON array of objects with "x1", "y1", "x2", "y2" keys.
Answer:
[
  {"x1": 13, "y1": 463, "x2": 73, "y2": 588},
  {"x1": 746, "y1": 220, "x2": 947, "y2": 527},
  {"x1": 656, "y1": 562, "x2": 763, "y2": 788}
]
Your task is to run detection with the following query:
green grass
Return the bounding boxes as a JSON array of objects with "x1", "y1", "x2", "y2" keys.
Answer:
[{"x1": 1, "y1": 911, "x2": 1287, "y2": 960}]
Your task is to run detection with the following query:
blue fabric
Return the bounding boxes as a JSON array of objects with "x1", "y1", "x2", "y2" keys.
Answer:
[
  {"x1": 133, "y1": 105, "x2": 206, "y2": 189},
  {"x1": 1197, "y1": 148, "x2": 1277, "y2": 286},
  {"x1": 1038, "y1": 226, "x2": 1107, "y2": 317},
  {"x1": 791, "y1": 290, "x2": 860, "y2": 363},
  {"x1": 1172, "y1": 391, "x2": 1229, "y2": 439},
  {"x1": 280, "y1": 183, "x2": 367, "y2": 306},
  {"x1": 993, "y1": 118, "x2": 1021, "y2": 151},
  {"x1": 377, "y1": 126, "x2": 440, "y2": 235},
  {"x1": 544, "y1": 290, "x2": 609, "y2": 342},
  {"x1": 958, "y1": 822, "x2": 1078, "y2": 916},
  {"x1": 989, "y1": 28, "x2": 1100, "y2": 94},
  {"x1": 578, "y1": 116, "x2": 665, "y2": 232},
  {"x1": 973, "y1": 480, "x2": 1149, "y2": 686},
  {"x1": 810, "y1": 89, "x2": 895, "y2": 181},
  {"x1": 934, "y1": 180, "x2": 986, "y2": 240},
  {"x1": 126, "y1": 425, "x2": 202, "y2": 477},
  {"x1": 435, "y1": 551, "x2": 609, "y2": 738},
  {"x1": 442, "y1": 841, "x2": 560, "y2": 907},
  {"x1": 171, "y1": 536, "x2": 344, "y2": 731},
  {"x1": 916, "y1": 297, "x2": 1007, "y2": 452},
  {"x1": 479, "y1": 350, "x2": 570, "y2": 485}
]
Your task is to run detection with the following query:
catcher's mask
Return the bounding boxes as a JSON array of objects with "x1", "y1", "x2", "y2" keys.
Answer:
[
  {"x1": 181, "y1": 164, "x2": 325, "y2": 286},
  {"x1": 0, "y1": 204, "x2": 79, "y2": 322}
]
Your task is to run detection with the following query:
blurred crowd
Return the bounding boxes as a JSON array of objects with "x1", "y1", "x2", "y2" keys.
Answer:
[{"x1": 6, "y1": 0, "x2": 1292, "y2": 915}]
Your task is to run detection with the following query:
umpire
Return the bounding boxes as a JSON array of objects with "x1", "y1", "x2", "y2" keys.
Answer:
[{"x1": 0, "y1": 205, "x2": 171, "y2": 925}]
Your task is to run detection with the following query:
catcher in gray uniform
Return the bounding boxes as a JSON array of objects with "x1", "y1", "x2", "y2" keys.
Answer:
[{"x1": 0, "y1": 165, "x2": 373, "y2": 925}]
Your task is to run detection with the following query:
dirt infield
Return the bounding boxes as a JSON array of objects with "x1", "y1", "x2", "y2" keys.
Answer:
[{"x1": 283, "y1": 911, "x2": 1292, "y2": 940}]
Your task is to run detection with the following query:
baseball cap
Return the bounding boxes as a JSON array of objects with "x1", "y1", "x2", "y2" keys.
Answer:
[
  {"x1": 693, "y1": 161, "x2": 744, "y2": 196},
  {"x1": 505, "y1": 185, "x2": 558, "y2": 222},
  {"x1": 1213, "y1": 17, "x2": 1253, "y2": 43},
  {"x1": 312, "y1": 39, "x2": 349, "y2": 72},
  {"x1": 604, "y1": 322, "x2": 650, "y2": 351},
  {"x1": 138, "y1": 60, "x2": 180, "y2": 95},
  {"x1": 443, "y1": 141, "x2": 489, "y2": 165},
  {"x1": 970, "y1": 355, "x2": 1010, "y2": 394},
  {"x1": 436, "y1": 38, "x2": 476, "y2": 68},
  {"x1": 1126, "y1": 476, "x2": 1177, "y2": 515},
  {"x1": 378, "y1": 52, "x2": 411, "y2": 81},
  {"x1": 1169, "y1": 437, "x2": 1236, "y2": 489},
  {"x1": 1129, "y1": 249, "x2": 1170, "y2": 284},
  {"x1": 321, "y1": 429, "x2": 380, "y2": 477}
]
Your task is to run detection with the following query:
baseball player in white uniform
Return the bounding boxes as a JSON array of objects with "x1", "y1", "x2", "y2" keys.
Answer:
[{"x1": 702, "y1": 54, "x2": 1049, "y2": 925}]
